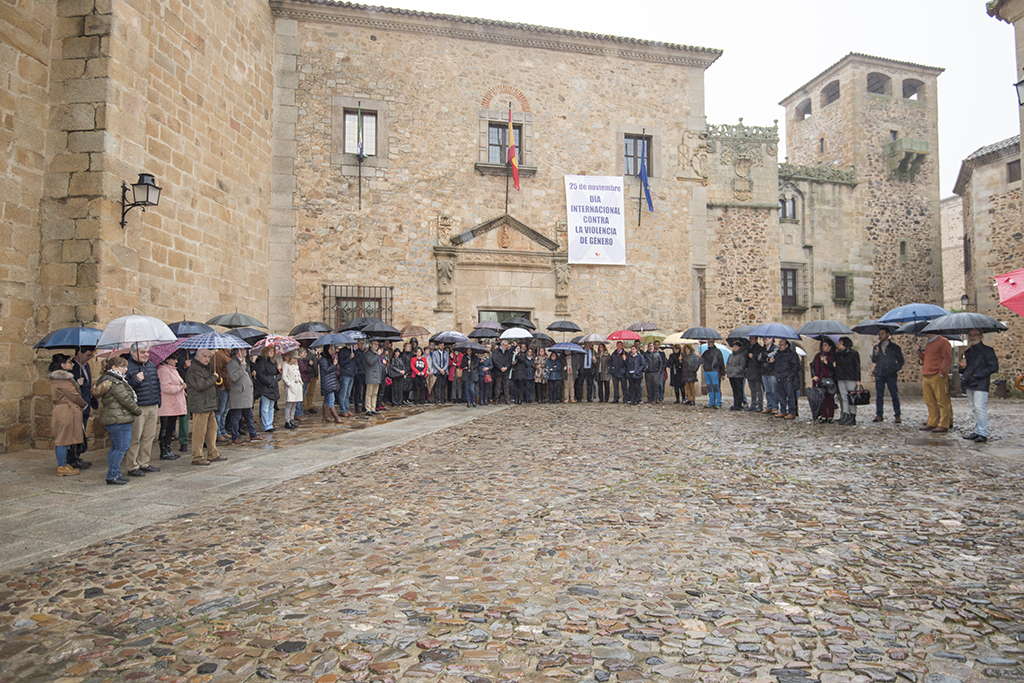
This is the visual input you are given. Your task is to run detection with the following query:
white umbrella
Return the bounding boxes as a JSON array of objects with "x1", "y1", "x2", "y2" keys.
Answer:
[
  {"x1": 96, "y1": 315, "x2": 176, "y2": 349},
  {"x1": 499, "y1": 327, "x2": 534, "y2": 340}
]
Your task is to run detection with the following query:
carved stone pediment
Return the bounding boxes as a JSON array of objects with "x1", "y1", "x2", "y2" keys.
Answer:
[{"x1": 448, "y1": 214, "x2": 559, "y2": 252}]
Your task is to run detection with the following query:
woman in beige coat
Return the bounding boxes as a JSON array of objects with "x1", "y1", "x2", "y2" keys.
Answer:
[{"x1": 49, "y1": 353, "x2": 88, "y2": 476}]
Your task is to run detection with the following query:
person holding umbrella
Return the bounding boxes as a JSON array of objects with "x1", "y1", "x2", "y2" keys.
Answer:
[
  {"x1": 156, "y1": 354, "x2": 186, "y2": 460},
  {"x1": 318, "y1": 346, "x2": 342, "y2": 423},
  {"x1": 364, "y1": 339, "x2": 385, "y2": 415},
  {"x1": 253, "y1": 346, "x2": 282, "y2": 432},
  {"x1": 67, "y1": 347, "x2": 97, "y2": 470},
  {"x1": 834, "y1": 337, "x2": 863, "y2": 426},
  {"x1": 545, "y1": 350, "x2": 563, "y2": 403},
  {"x1": 959, "y1": 328, "x2": 999, "y2": 443},
  {"x1": 227, "y1": 348, "x2": 262, "y2": 443},
  {"x1": 870, "y1": 328, "x2": 904, "y2": 424},
  {"x1": 810, "y1": 339, "x2": 837, "y2": 423},
  {"x1": 625, "y1": 344, "x2": 647, "y2": 405},
  {"x1": 773, "y1": 339, "x2": 800, "y2": 419},
  {"x1": 701, "y1": 343, "x2": 724, "y2": 409},
  {"x1": 460, "y1": 348, "x2": 480, "y2": 407},
  {"x1": 49, "y1": 354, "x2": 88, "y2": 476},
  {"x1": 411, "y1": 346, "x2": 428, "y2": 404},
  {"x1": 124, "y1": 344, "x2": 162, "y2": 477},
  {"x1": 186, "y1": 348, "x2": 225, "y2": 465},
  {"x1": 610, "y1": 341, "x2": 627, "y2": 403},
  {"x1": 919, "y1": 333, "x2": 953, "y2": 434},
  {"x1": 281, "y1": 351, "x2": 304, "y2": 429}
]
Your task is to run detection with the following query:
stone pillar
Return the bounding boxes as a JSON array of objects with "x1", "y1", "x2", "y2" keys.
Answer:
[{"x1": 268, "y1": 18, "x2": 300, "y2": 334}]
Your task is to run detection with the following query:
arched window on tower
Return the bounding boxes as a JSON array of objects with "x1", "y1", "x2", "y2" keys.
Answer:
[
  {"x1": 821, "y1": 80, "x2": 840, "y2": 107},
  {"x1": 867, "y1": 72, "x2": 892, "y2": 96},
  {"x1": 795, "y1": 98, "x2": 812, "y2": 122},
  {"x1": 902, "y1": 79, "x2": 924, "y2": 101}
]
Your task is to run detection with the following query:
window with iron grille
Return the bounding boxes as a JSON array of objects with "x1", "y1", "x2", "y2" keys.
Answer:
[
  {"x1": 323, "y1": 285, "x2": 393, "y2": 330},
  {"x1": 833, "y1": 273, "x2": 852, "y2": 302},
  {"x1": 624, "y1": 134, "x2": 652, "y2": 177},
  {"x1": 781, "y1": 268, "x2": 797, "y2": 307}
]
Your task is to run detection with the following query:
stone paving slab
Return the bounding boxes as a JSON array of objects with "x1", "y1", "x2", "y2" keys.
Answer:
[
  {"x1": 0, "y1": 397, "x2": 1022, "y2": 683},
  {"x1": 0, "y1": 404, "x2": 507, "y2": 572}
]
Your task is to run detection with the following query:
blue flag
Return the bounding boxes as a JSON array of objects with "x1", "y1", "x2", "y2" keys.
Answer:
[{"x1": 639, "y1": 137, "x2": 653, "y2": 212}]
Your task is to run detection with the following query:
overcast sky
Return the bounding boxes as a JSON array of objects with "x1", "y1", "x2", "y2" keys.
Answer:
[{"x1": 385, "y1": 0, "x2": 1018, "y2": 196}]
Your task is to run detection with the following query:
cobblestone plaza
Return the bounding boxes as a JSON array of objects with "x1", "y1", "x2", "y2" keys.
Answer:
[{"x1": 1, "y1": 398, "x2": 1023, "y2": 682}]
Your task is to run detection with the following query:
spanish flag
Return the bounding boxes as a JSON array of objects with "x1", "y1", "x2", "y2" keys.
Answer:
[{"x1": 507, "y1": 104, "x2": 520, "y2": 191}]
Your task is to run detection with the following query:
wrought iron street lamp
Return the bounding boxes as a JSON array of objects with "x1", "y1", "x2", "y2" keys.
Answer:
[
  {"x1": 1015, "y1": 77, "x2": 1024, "y2": 106},
  {"x1": 961, "y1": 294, "x2": 970, "y2": 311},
  {"x1": 120, "y1": 173, "x2": 162, "y2": 228}
]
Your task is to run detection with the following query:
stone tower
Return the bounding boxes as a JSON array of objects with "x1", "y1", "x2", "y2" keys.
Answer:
[{"x1": 779, "y1": 53, "x2": 945, "y2": 317}]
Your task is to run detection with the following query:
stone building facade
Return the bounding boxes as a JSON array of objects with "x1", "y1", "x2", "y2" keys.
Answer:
[
  {"x1": 2, "y1": 2, "x2": 947, "y2": 449},
  {"x1": 941, "y1": 195, "x2": 965, "y2": 311},
  {"x1": 953, "y1": 135, "x2": 1024, "y2": 380}
]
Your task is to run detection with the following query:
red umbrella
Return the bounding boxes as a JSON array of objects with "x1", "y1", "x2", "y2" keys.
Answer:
[
  {"x1": 607, "y1": 329, "x2": 642, "y2": 341},
  {"x1": 995, "y1": 268, "x2": 1024, "y2": 317}
]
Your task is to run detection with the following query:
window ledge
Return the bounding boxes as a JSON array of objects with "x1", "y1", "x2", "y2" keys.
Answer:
[
  {"x1": 475, "y1": 163, "x2": 538, "y2": 178},
  {"x1": 783, "y1": 305, "x2": 808, "y2": 314},
  {"x1": 832, "y1": 297, "x2": 854, "y2": 304}
]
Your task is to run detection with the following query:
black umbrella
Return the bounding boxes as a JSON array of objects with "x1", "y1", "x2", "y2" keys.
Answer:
[
  {"x1": 896, "y1": 320, "x2": 961, "y2": 341},
  {"x1": 168, "y1": 320, "x2": 215, "y2": 337},
  {"x1": 290, "y1": 321, "x2": 332, "y2": 336},
  {"x1": 725, "y1": 324, "x2": 757, "y2": 341},
  {"x1": 469, "y1": 328, "x2": 499, "y2": 339},
  {"x1": 226, "y1": 327, "x2": 267, "y2": 343},
  {"x1": 852, "y1": 318, "x2": 899, "y2": 335},
  {"x1": 454, "y1": 341, "x2": 488, "y2": 353},
  {"x1": 796, "y1": 320, "x2": 854, "y2": 337},
  {"x1": 922, "y1": 312, "x2": 1008, "y2": 335},
  {"x1": 532, "y1": 331, "x2": 555, "y2": 344},
  {"x1": 501, "y1": 316, "x2": 536, "y2": 330},
  {"x1": 570, "y1": 334, "x2": 585, "y2": 344},
  {"x1": 627, "y1": 321, "x2": 661, "y2": 332},
  {"x1": 547, "y1": 320, "x2": 582, "y2": 333},
  {"x1": 34, "y1": 326, "x2": 103, "y2": 349},
  {"x1": 362, "y1": 321, "x2": 401, "y2": 336},
  {"x1": 206, "y1": 312, "x2": 267, "y2": 329},
  {"x1": 681, "y1": 326, "x2": 722, "y2": 341},
  {"x1": 433, "y1": 330, "x2": 469, "y2": 344},
  {"x1": 341, "y1": 316, "x2": 383, "y2": 331}
]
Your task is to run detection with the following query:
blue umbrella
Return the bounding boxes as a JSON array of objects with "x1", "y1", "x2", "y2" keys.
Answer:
[
  {"x1": 548, "y1": 342, "x2": 586, "y2": 354},
  {"x1": 177, "y1": 332, "x2": 251, "y2": 350},
  {"x1": 168, "y1": 320, "x2": 215, "y2": 337},
  {"x1": 699, "y1": 342, "x2": 732, "y2": 363},
  {"x1": 34, "y1": 326, "x2": 103, "y2": 349},
  {"x1": 877, "y1": 303, "x2": 949, "y2": 324},
  {"x1": 748, "y1": 322, "x2": 801, "y2": 340}
]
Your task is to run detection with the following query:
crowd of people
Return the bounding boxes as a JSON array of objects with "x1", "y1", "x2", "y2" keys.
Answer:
[{"x1": 46, "y1": 324, "x2": 1002, "y2": 482}]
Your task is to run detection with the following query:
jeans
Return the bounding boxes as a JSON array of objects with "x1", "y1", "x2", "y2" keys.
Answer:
[
  {"x1": 55, "y1": 445, "x2": 68, "y2": 467},
  {"x1": 966, "y1": 388, "x2": 989, "y2": 436},
  {"x1": 259, "y1": 396, "x2": 275, "y2": 430},
  {"x1": 228, "y1": 407, "x2": 257, "y2": 439},
  {"x1": 779, "y1": 378, "x2": 797, "y2": 416},
  {"x1": 296, "y1": 382, "x2": 307, "y2": 416},
  {"x1": 464, "y1": 377, "x2": 476, "y2": 406},
  {"x1": 704, "y1": 371, "x2": 721, "y2": 407},
  {"x1": 525, "y1": 379, "x2": 535, "y2": 403},
  {"x1": 549, "y1": 379, "x2": 561, "y2": 403},
  {"x1": 874, "y1": 373, "x2": 901, "y2": 417},
  {"x1": 763, "y1": 374, "x2": 778, "y2": 411},
  {"x1": 478, "y1": 378, "x2": 489, "y2": 404},
  {"x1": 104, "y1": 422, "x2": 132, "y2": 480},
  {"x1": 324, "y1": 391, "x2": 336, "y2": 408},
  {"x1": 338, "y1": 375, "x2": 353, "y2": 414},
  {"x1": 215, "y1": 389, "x2": 230, "y2": 436}
]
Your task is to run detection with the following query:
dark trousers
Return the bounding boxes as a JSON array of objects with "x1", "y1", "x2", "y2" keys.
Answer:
[
  {"x1": 612, "y1": 376, "x2": 626, "y2": 402},
  {"x1": 68, "y1": 407, "x2": 90, "y2": 461},
  {"x1": 747, "y1": 378, "x2": 764, "y2": 411},
  {"x1": 573, "y1": 373, "x2": 585, "y2": 401},
  {"x1": 159, "y1": 415, "x2": 178, "y2": 452},
  {"x1": 353, "y1": 376, "x2": 365, "y2": 412},
  {"x1": 778, "y1": 379, "x2": 797, "y2": 416},
  {"x1": 228, "y1": 407, "x2": 257, "y2": 439},
  {"x1": 494, "y1": 374, "x2": 511, "y2": 404},
  {"x1": 478, "y1": 377, "x2": 489, "y2": 404},
  {"x1": 433, "y1": 374, "x2": 447, "y2": 404},
  {"x1": 598, "y1": 379, "x2": 609, "y2": 402},
  {"x1": 548, "y1": 379, "x2": 561, "y2": 403},
  {"x1": 627, "y1": 376, "x2": 642, "y2": 404},
  {"x1": 412, "y1": 376, "x2": 425, "y2": 403},
  {"x1": 874, "y1": 374, "x2": 900, "y2": 417},
  {"x1": 525, "y1": 379, "x2": 535, "y2": 403},
  {"x1": 584, "y1": 371, "x2": 595, "y2": 401},
  {"x1": 729, "y1": 377, "x2": 745, "y2": 408},
  {"x1": 645, "y1": 373, "x2": 659, "y2": 402},
  {"x1": 512, "y1": 378, "x2": 525, "y2": 403}
]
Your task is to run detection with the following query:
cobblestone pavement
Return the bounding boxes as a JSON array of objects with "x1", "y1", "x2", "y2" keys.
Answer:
[{"x1": 1, "y1": 397, "x2": 1023, "y2": 683}]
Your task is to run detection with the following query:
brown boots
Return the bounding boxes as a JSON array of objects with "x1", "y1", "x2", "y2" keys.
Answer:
[
  {"x1": 322, "y1": 405, "x2": 332, "y2": 423},
  {"x1": 330, "y1": 406, "x2": 343, "y2": 423},
  {"x1": 56, "y1": 465, "x2": 80, "y2": 476}
]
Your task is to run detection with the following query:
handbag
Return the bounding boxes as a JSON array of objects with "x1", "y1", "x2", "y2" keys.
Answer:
[
  {"x1": 484, "y1": 371, "x2": 492, "y2": 383},
  {"x1": 848, "y1": 389, "x2": 871, "y2": 405},
  {"x1": 820, "y1": 377, "x2": 838, "y2": 395}
]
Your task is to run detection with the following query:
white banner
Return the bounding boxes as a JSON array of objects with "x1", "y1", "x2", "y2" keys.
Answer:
[{"x1": 565, "y1": 175, "x2": 626, "y2": 265}]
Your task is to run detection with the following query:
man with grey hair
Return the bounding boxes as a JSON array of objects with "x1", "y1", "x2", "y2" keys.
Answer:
[
  {"x1": 124, "y1": 343, "x2": 162, "y2": 477},
  {"x1": 959, "y1": 328, "x2": 999, "y2": 443},
  {"x1": 186, "y1": 348, "x2": 225, "y2": 465}
]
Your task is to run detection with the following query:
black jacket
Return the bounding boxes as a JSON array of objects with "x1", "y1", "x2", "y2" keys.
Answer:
[
  {"x1": 870, "y1": 340, "x2": 904, "y2": 377},
  {"x1": 512, "y1": 351, "x2": 532, "y2": 381},
  {"x1": 253, "y1": 356, "x2": 281, "y2": 400},
  {"x1": 644, "y1": 350, "x2": 666, "y2": 375},
  {"x1": 701, "y1": 346, "x2": 724, "y2": 374},
  {"x1": 126, "y1": 357, "x2": 162, "y2": 407},
  {"x1": 961, "y1": 342, "x2": 999, "y2": 392},
  {"x1": 745, "y1": 343, "x2": 766, "y2": 380},
  {"x1": 625, "y1": 352, "x2": 647, "y2": 378},
  {"x1": 609, "y1": 350, "x2": 627, "y2": 378},
  {"x1": 773, "y1": 346, "x2": 801, "y2": 382},
  {"x1": 834, "y1": 348, "x2": 862, "y2": 382},
  {"x1": 319, "y1": 354, "x2": 340, "y2": 395},
  {"x1": 491, "y1": 347, "x2": 512, "y2": 376}
]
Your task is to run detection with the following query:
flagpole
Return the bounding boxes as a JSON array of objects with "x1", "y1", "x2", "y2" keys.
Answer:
[
  {"x1": 505, "y1": 102, "x2": 511, "y2": 215},
  {"x1": 638, "y1": 128, "x2": 645, "y2": 227}
]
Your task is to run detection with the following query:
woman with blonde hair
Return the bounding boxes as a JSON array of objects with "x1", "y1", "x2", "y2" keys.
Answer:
[{"x1": 281, "y1": 350, "x2": 303, "y2": 429}]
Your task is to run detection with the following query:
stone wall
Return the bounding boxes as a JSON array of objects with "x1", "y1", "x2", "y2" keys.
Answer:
[
  {"x1": 0, "y1": 0, "x2": 55, "y2": 452},
  {"x1": 275, "y1": 3, "x2": 716, "y2": 335},
  {"x1": 3, "y1": 0, "x2": 276, "y2": 449},
  {"x1": 941, "y1": 195, "x2": 965, "y2": 310}
]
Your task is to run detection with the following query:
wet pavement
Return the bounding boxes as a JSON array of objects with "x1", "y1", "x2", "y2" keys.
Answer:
[{"x1": 1, "y1": 396, "x2": 1023, "y2": 683}]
